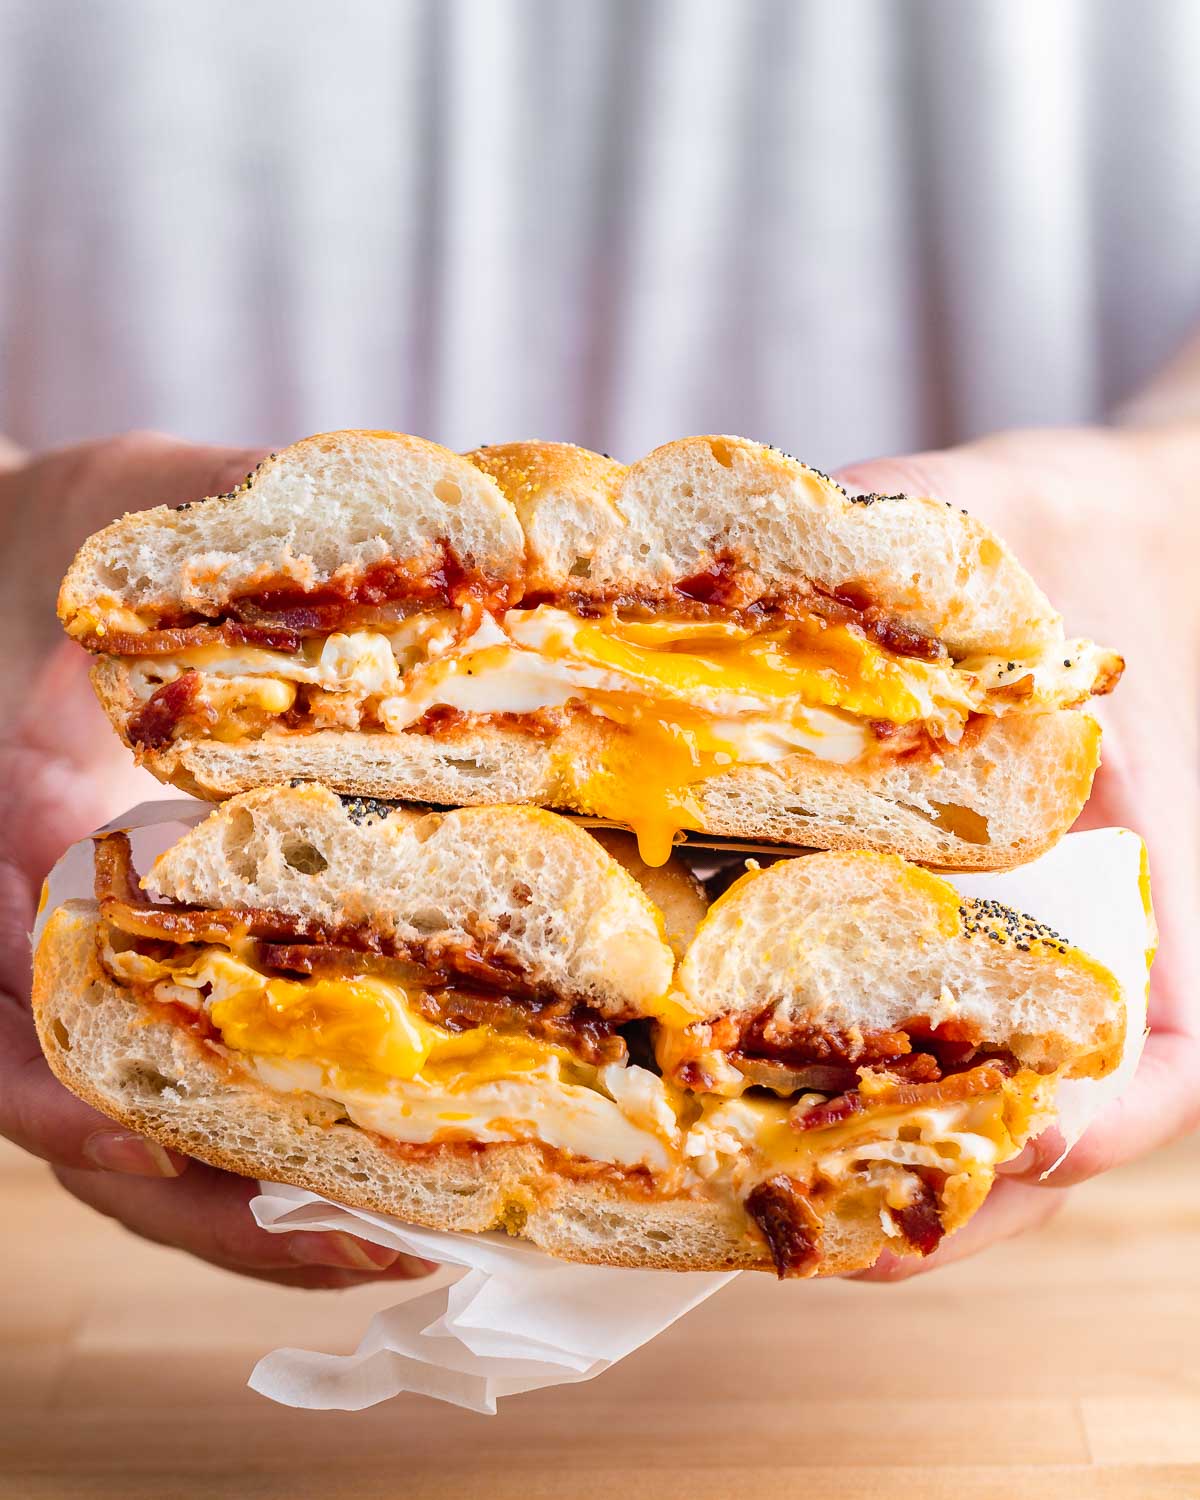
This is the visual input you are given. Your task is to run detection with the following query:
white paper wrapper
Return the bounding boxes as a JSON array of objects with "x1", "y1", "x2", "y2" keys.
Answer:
[
  {"x1": 32, "y1": 802, "x2": 1153, "y2": 1413},
  {"x1": 247, "y1": 1185, "x2": 735, "y2": 1412}
]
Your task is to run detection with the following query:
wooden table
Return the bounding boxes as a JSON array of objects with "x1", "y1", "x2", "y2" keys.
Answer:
[{"x1": 2, "y1": 1131, "x2": 1198, "y2": 1499}]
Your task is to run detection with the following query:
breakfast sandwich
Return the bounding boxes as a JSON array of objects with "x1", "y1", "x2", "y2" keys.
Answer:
[
  {"x1": 58, "y1": 430, "x2": 1121, "y2": 868},
  {"x1": 32, "y1": 784, "x2": 1127, "y2": 1276}
]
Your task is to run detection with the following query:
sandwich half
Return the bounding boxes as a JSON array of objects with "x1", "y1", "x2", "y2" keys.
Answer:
[
  {"x1": 60, "y1": 430, "x2": 1120, "y2": 867},
  {"x1": 32, "y1": 785, "x2": 1126, "y2": 1276}
]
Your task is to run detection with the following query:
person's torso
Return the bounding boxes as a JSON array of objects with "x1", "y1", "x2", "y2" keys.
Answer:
[{"x1": 2, "y1": 0, "x2": 1198, "y2": 465}]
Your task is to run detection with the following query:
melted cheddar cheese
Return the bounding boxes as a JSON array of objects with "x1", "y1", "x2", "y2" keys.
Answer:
[
  {"x1": 685, "y1": 1068, "x2": 1055, "y2": 1235},
  {"x1": 687, "y1": 1075, "x2": 1052, "y2": 1183}
]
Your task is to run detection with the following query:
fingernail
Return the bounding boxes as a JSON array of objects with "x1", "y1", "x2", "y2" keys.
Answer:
[
  {"x1": 288, "y1": 1232, "x2": 402, "y2": 1271},
  {"x1": 83, "y1": 1130, "x2": 188, "y2": 1177}
]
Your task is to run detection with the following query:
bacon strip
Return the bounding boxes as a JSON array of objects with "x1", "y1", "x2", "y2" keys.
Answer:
[
  {"x1": 790, "y1": 1092, "x2": 867, "y2": 1132},
  {"x1": 78, "y1": 620, "x2": 305, "y2": 657},
  {"x1": 95, "y1": 834, "x2": 533, "y2": 986},
  {"x1": 789, "y1": 1058, "x2": 1015, "y2": 1133},
  {"x1": 125, "y1": 673, "x2": 207, "y2": 749},
  {"x1": 745, "y1": 1176, "x2": 822, "y2": 1277},
  {"x1": 892, "y1": 1176, "x2": 945, "y2": 1256},
  {"x1": 578, "y1": 551, "x2": 949, "y2": 664},
  {"x1": 666, "y1": 1004, "x2": 1010, "y2": 1103},
  {"x1": 92, "y1": 831, "x2": 146, "y2": 906},
  {"x1": 77, "y1": 527, "x2": 956, "y2": 673},
  {"x1": 736, "y1": 1015, "x2": 917, "y2": 1070},
  {"x1": 252, "y1": 941, "x2": 438, "y2": 985},
  {"x1": 103, "y1": 894, "x2": 580, "y2": 1006},
  {"x1": 823, "y1": 584, "x2": 946, "y2": 663},
  {"x1": 733, "y1": 1009, "x2": 990, "y2": 1083},
  {"x1": 866, "y1": 1057, "x2": 1015, "y2": 1107},
  {"x1": 77, "y1": 548, "x2": 510, "y2": 656},
  {"x1": 417, "y1": 989, "x2": 624, "y2": 1066}
]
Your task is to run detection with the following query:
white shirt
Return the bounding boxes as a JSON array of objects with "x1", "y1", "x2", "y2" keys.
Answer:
[{"x1": 2, "y1": 0, "x2": 1198, "y2": 468}]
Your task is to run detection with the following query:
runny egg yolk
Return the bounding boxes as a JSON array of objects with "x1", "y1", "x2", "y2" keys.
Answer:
[
  {"x1": 568, "y1": 615, "x2": 933, "y2": 724},
  {"x1": 567, "y1": 699, "x2": 739, "y2": 867},
  {"x1": 209, "y1": 972, "x2": 442, "y2": 1080},
  {"x1": 510, "y1": 613, "x2": 929, "y2": 866},
  {"x1": 529, "y1": 614, "x2": 945, "y2": 865}
]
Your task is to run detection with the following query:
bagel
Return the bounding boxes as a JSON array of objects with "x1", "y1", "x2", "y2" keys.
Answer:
[{"x1": 32, "y1": 786, "x2": 1126, "y2": 1276}]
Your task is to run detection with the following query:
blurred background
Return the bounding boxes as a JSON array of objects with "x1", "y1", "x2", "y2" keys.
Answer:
[{"x1": 2, "y1": 0, "x2": 1200, "y2": 466}]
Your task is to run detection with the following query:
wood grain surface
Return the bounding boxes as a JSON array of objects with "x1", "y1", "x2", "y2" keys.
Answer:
[{"x1": 1, "y1": 1130, "x2": 1197, "y2": 1499}]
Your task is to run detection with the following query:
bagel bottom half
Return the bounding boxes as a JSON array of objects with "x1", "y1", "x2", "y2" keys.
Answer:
[{"x1": 94, "y1": 651, "x2": 1101, "y2": 870}]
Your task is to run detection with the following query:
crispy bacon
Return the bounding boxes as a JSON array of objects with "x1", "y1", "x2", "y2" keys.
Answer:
[
  {"x1": 554, "y1": 545, "x2": 948, "y2": 666},
  {"x1": 77, "y1": 547, "x2": 511, "y2": 656},
  {"x1": 251, "y1": 942, "x2": 429, "y2": 983},
  {"x1": 735, "y1": 1015, "x2": 916, "y2": 1070},
  {"x1": 877, "y1": 1052, "x2": 943, "y2": 1084},
  {"x1": 80, "y1": 620, "x2": 305, "y2": 657},
  {"x1": 861, "y1": 613, "x2": 944, "y2": 663},
  {"x1": 75, "y1": 513, "x2": 952, "y2": 676},
  {"x1": 791, "y1": 1092, "x2": 867, "y2": 1132},
  {"x1": 866, "y1": 1057, "x2": 1015, "y2": 1107},
  {"x1": 230, "y1": 553, "x2": 500, "y2": 617},
  {"x1": 903, "y1": 1015, "x2": 986, "y2": 1072},
  {"x1": 559, "y1": 557, "x2": 949, "y2": 665},
  {"x1": 414, "y1": 989, "x2": 624, "y2": 1066},
  {"x1": 745, "y1": 1176, "x2": 822, "y2": 1277},
  {"x1": 892, "y1": 1175, "x2": 945, "y2": 1256},
  {"x1": 254, "y1": 937, "x2": 534, "y2": 996},
  {"x1": 675, "y1": 555, "x2": 748, "y2": 609},
  {"x1": 676, "y1": 1060, "x2": 716, "y2": 1091},
  {"x1": 734, "y1": 1008, "x2": 988, "y2": 1080},
  {"x1": 92, "y1": 831, "x2": 146, "y2": 905},
  {"x1": 665, "y1": 1004, "x2": 1010, "y2": 1104},
  {"x1": 94, "y1": 833, "x2": 523, "y2": 981},
  {"x1": 820, "y1": 582, "x2": 947, "y2": 663},
  {"x1": 789, "y1": 1058, "x2": 1015, "y2": 1133},
  {"x1": 125, "y1": 673, "x2": 207, "y2": 748},
  {"x1": 665, "y1": 995, "x2": 1020, "y2": 1113},
  {"x1": 101, "y1": 892, "x2": 603, "y2": 1008}
]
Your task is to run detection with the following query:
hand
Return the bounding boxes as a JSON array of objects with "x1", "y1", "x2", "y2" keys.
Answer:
[
  {"x1": 0, "y1": 433, "x2": 435, "y2": 1287},
  {"x1": 837, "y1": 419, "x2": 1200, "y2": 1279}
]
